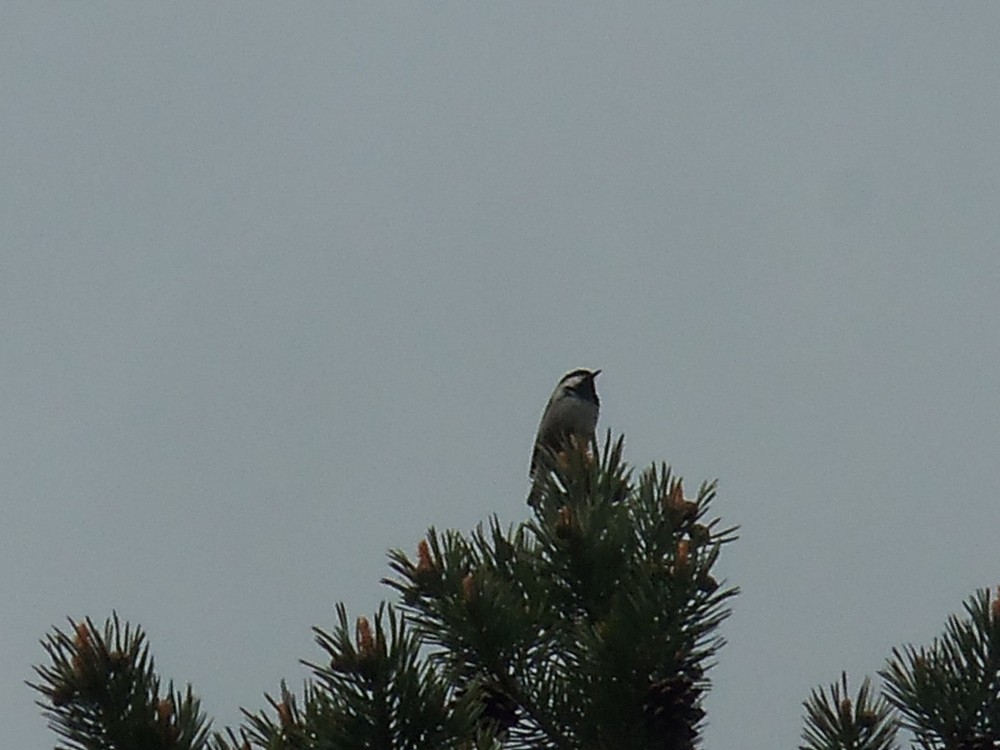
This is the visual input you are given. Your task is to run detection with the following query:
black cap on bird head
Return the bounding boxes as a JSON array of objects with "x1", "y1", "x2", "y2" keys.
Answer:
[{"x1": 558, "y1": 368, "x2": 601, "y2": 403}]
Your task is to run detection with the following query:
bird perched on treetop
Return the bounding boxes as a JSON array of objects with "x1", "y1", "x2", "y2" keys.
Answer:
[{"x1": 529, "y1": 368, "x2": 601, "y2": 478}]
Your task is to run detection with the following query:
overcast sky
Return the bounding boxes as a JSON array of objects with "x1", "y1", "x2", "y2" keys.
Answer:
[{"x1": 4, "y1": 4, "x2": 1000, "y2": 748}]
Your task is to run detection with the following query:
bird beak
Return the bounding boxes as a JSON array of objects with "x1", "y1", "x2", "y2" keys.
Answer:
[{"x1": 591, "y1": 369, "x2": 601, "y2": 378}]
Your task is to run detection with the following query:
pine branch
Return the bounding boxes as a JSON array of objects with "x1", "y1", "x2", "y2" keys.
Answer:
[
  {"x1": 880, "y1": 588, "x2": 1000, "y2": 750},
  {"x1": 803, "y1": 588, "x2": 1000, "y2": 750},
  {"x1": 234, "y1": 604, "x2": 485, "y2": 750},
  {"x1": 35, "y1": 434, "x2": 738, "y2": 750},
  {"x1": 385, "y1": 433, "x2": 739, "y2": 750},
  {"x1": 29, "y1": 613, "x2": 212, "y2": 750},
  {"x1": 801, "y1": 672, "x2": 898, "y2": 750},
  {"x1": 385, "y1": 524, "x2": 571, "y2": 749}
]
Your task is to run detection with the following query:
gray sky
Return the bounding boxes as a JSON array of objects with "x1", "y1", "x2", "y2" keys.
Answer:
[{"x1": 4, "y1": 4, "x2": 999, "y2": 748}]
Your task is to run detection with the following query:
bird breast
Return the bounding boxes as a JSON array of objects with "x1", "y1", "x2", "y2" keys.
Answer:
[{"x1": 540, "y1": 395, "x2": 599, "y2": 440}]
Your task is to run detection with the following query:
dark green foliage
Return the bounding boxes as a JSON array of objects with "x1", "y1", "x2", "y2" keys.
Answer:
[
  {"x1": 34, "y1": 433, "x2": 737, "y2": 750},
  {"x1": 880, "y1": 589, "x2": 1000, "y2": 750},
  {"x1": 229, "y1": 604, "x2": 483, "y2": 750},
  {"x1": 801, "y1": 673, "x2": 898, "y2": 750},
  {"x1": 385, "y1": 432, "x2": 739, "y2": 750},
  {"x1": 29, "y1": 613, "x2": 211, "y2": 750},
  {"x1": 804, "y1": 589, "x2": 1000, "y2": 750}
]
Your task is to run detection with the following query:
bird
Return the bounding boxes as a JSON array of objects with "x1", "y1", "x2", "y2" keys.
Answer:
[{"x1": 529, "y1": 368, "x2": 601, "y2": 478}]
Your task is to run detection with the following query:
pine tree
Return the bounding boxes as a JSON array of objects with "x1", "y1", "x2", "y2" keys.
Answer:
[
  {"x1": 31, "y1": 435, "x2": 1000, "y2": 750},
  {"x1": 30, "y1": 434, "x2": 738, "y2": 750},
  {"x1": 801, "y1": 588, "x2": 1000, "y2": 750}
]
